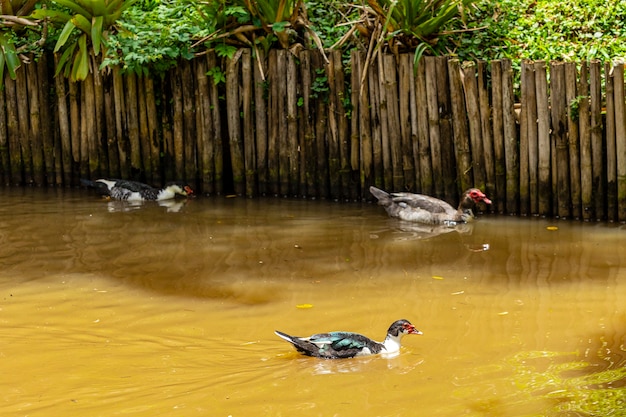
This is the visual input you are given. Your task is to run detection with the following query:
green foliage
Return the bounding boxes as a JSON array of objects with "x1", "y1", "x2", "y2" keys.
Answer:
[
  {"x1": 102, "y1": 0, "x2": 198, "y2": 76},
  {"x1": 32, "y1": 0, "x2": 136, "y2": 81},
  {"x1": 367, "y1": 0, "x2": 472, "y2": 56},
  {"x1": 449, "y1": 0, "x2": 626, "y2": 63},
  {"x1": 0, "y1": 0, "x2": 40, "y2": 86},
  {"x1": 310, "y1": 67, "x2": 328, "y2": 101}
]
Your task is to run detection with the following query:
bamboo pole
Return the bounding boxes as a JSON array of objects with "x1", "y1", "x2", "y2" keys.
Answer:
[
  {"x1": 79, "y1": 80, "x2": 89, "y2": 179},
  {"x1": 4, "y1": 73, "x2": 21, "y2": 185},
  {"x1": 144, "y1": 76, "x2": 160, "y2": 184},
  {"x1": 253, "y1": 50, "x2": 268, "y2": 196},
  {"x1": 208, "y1": 52, "x2": 223, "y2": 195},
  {"x1": 181, "y1": 60, "x2": 197, "y2": 184},
  {"x1": 125, "y1": 72, "x2": 143, "y2": 178},
  {"x1": 398, "y1": 53, "x2": 415, "y2": 191},
  {"x1": 170, "y1": 68, "x2": 185, "y2": 180},
  {"x1": 569, "y1": 62, "x2": 585, "y2": 219},
  {"x1": 0, "y1": 74, "x2": 8, "y2": 185},
  {"x1": 195, "y1": 55, "x2": 211, "y2": 193},
  {"x1": 84, "y1": 71, "x2": 100, "y2": 178},
  {"x1": 415, "y1": 58, "x2": 432, "y2": 195},
  {"x1": 137, "y1": 75, "x2": 152, "y2": 183},
  {"x1": 519, "y1": 61, "x2": 531, "y2": 215},
  {"x1": 26, "y1": 59, "x2": 44, "y2": 185},
  {"x1": 54, "y1": 56, "x2": 72, "y2": 184},
  {"x1": 589, "y1": 61, "x2": 604, "y2": 220},
  {"x1": 477, "y1": 60, "x2": 495, "y2": 203},
  {"x1": 37, "y1": 54, "x2": 56, "y2": 184},
  {"x1": 368, "y1": 54, "x2": 383, "y2": 188},
  {"x1": 351, "y1": 51, "x2": 371, "y2": 194},
  {"x1": 424, "y1": 57, "x2": 443, "y2": 197},
  {"x1": 377, "y1": 53, "x2": 392, "y2": 190},
  {"x1": 331, "y1": 50, "x2": 351, "y2": 199},
  {"x1": 502, "y1": 59, "x2": 519, "y2": 214},
  {"x1": 112, "y1": 68, "x2": 129, "y2": 179},
  {"x1": 16, "y1": 65, "x2": 33, "y2": 184},
  {"x1": 276, "y1": 50, "x2": 289, "y2": 195},
  {"x1": 436, "y1": 56, "x2": 456, "y2": 202},
  {"x1": 613, "y1": 63, "x2": 626, "y2": 221},
  {"x1": 242, "y1": 49, "x2": 257, "y2": 197},
  {"x1": 550, "y1": 62, "x2": 571, "y2": 218},
  {"x1": 491, "y1": 60, "x2": 506, "y2": 213},
  {"x1": 382, "y1": 54, "x2": 403, "y2": 191},
  {"x1": 524, "y1": 61, "x2": 538, "y2": 215},
  {"x1": 103, "y1": 73, "x2": 120, "y2": 179},
  {"x1": 161, "y1": 74, "x2": 174, "y2": 181},
  {"x1": 300, "y1": 50, "x2": 316, "y2": 196},
  {"x1": 287, "y1": 52, "x2": 300, "y2": 197},
  {"x1": 605, "y1": 62, "x2": 617, "y2": 221},
  {"x1": 447, "y1": 59, "x2": 472, "y2": 193},
  {"x1": 267, "y1": 50, "x2": 279, "y2": 195},
  {"x1": 326, "y1": 50, "x2": 341, "y2": 198},
  {"x1": 535, "y1": 61, "x2": 551, "y2": 216},
  {"x1": 226, "y1": 51, "x2": 245, "y2": 195},
  {"x1": 92, "y1": 58, "x2": 107, "y2": 177},
  {"x1": 68, "y1": 80, "x2": 82, "y2": 182},
  {"x1": 462, "y1": 62, "x2": 487, "y2": 193},
  {"x1": 312, "y1": 51, "x2": 329, "y2": 198}
]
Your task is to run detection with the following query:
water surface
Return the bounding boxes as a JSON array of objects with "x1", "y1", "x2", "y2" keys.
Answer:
[{"x1": 1, "y1": 187, "x2": 625, "y2": 416}]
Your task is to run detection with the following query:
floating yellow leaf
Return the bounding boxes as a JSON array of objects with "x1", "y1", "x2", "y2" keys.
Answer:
[
  {"x1": 296, "y1": 304, "x2": 313, "y2": 309},
  {"x1": 546, "y1": 226, "x2": 558, "y2": 231},
  {"x1": 432, "y1": 276, "x2": 444, "y2": 280}
]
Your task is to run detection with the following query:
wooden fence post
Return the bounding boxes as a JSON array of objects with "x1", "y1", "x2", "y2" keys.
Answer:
[
  {"x1": 613, "y1": 63, "x2": 626, "y2": 221},
  {"x1": 589, "y1": 61, "x2": 604, "y2": 220}
]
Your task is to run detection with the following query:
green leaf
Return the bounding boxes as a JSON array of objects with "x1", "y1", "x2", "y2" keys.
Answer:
[
  {"x1": 29, "y1": 9, "x2": 72, "y2": 24},
  {"x1": 91, "y1": 15, "x2": 103, "y2": 55},
  {"x1": 52, "y1": 0, "x2": 93, "y2": 19},
  {"x1": 55, "y1": 41, "x2": 77, "y2": 78},
  {"x1": 55, "y1": 20, "x2": 77, "y2": 52},
  {"x1": 72, "y1": 34, "x2": 89, "y2": 81},
  {"x1": 72, "y1": 14, "x2": 92, "y2": 34},
  {"x1": 0, "y1": 35, "x2": 20, "y2": 80}
]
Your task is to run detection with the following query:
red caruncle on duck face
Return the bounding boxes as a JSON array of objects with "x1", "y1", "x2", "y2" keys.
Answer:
[{"x1": 468, "y1": 189, "x2": 492, "y2": 205}]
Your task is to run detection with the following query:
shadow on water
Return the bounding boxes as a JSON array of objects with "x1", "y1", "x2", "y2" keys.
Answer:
[{"x1": 1, "y1": 186, "x2": 625, "y2": 416}]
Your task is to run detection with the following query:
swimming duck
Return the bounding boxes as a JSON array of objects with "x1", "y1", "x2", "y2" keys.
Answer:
[
  {"x1": 81, "y1": 178, "x2": 194, "y2": 201},
  {"x1": 275, "y1": 319, "x2": 422, "y2": 359},
  {"x1": 370, "y1": 186, "x2": 491, "y2": 225}
]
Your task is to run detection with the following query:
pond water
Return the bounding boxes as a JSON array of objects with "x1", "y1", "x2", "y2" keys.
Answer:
[{"x1": 1, "y1": 187, "x2": 625, "y2": 417}]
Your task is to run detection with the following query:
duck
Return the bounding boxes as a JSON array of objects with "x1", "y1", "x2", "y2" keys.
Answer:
[
  {"x1": 370, "y1": 186, "x2": 491, "y2": 225},
  {"x1": 81, "y1": 178, "x2": 194, "y2": 201},
  {"x1": 275, "y1": 319, "x2": 422, "y2": 359}
]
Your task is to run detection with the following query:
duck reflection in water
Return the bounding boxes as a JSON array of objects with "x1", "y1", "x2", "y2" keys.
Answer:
[
  {"x1": 106, "y1": 198, "x2": 190, "y2": 213},
  {"x1": 371, "y1": 219, "x2": 489, "y2": 252}
]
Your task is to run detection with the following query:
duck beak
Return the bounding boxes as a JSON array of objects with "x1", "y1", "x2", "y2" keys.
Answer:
[
  {"x1": 482, "y1": 196, "x2": 492, "y2": 205},
  {"x1": 184, "y1": 186, "x2": 194, "y2": 196}
]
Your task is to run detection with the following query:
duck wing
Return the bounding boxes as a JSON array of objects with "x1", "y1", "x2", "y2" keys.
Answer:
[
  {"x1": 389, "y1": 192, "x2": 455, "y2": 214},
  {"x1": 110, "y1": 179, "x2": 156, "y2": 193},
  {"x1": 276, "y1": 330, "x2": 384, "y2": 359}
]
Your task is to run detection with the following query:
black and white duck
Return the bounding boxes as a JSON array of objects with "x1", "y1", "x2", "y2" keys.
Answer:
[
  {"x1": 275, "y1": 319, "x2": 422, "y2": 359},
  {"x1": 370, "y1": 186, "x2": 491, "y2": 225},
  {"x1": 81, "y1": 178, "x2": 194, "y2": 201}
]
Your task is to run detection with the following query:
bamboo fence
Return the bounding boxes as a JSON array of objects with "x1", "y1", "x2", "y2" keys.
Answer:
[{"x1": 2, "y1": 50, "x2": 626, "y2": 221}]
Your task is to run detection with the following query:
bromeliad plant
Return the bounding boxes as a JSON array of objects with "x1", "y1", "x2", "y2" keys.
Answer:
[
  {"x1": 31, "y1": 0, "x2": 135, "y2": 81},
  {"x1": 366, "y1": 0, "x2": 472, "y2": 61},
  {"x1": 0, "y1": 0, "x2": 40, "y2": 86}
]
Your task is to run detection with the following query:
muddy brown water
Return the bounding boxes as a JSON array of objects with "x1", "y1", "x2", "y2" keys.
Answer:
[{"x1": 1, "y1": 187, "x2": 625, "y2": 416}]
